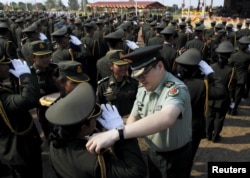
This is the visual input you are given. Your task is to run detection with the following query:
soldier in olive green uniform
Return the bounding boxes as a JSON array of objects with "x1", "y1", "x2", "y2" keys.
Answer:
[
  {"x1": 29, "y1": 40, "x2": 59, "y2": 138},
  {"x1": 228, "y1": 36, "x2": 250, "y2": 115},
  {"x1": 51, "y1": 26, "x2": 71, "y2": 63},
  {"x1": 148, "y1": 23, "x2": 165, "y2": 46},
  {"x1": 0, "y1": 54, "x2": 42, "y2": 177},
  {"x1": 160, "y1": 26, "x2": 178, "y2": 73},
  {"x1": 144, "y1": 20, "x2": 157, "y2": 46},
  {"x1": 21, "y1": 24, "x2": 41, "y2": 66},
  {"x1": 15, "y1": 18, "x2": 25, "y2": 49},
  {"x1": 185, "y1": 25, "x2": 210, "y2": 62},
  {"x1": 96, "y1": 29, "x2": 125, "y2": 81},
  {"x1": 207, "y1": 41, "x2": 236, "y2": 142},
  {"x1": 86, "y1": 45, "x2": 192, "y2": 178},
  {"x1": 46, "y1": 83, "x2": 147, "y2": 178},
  {"x1": 97, "y1": 50, "x2": 138, "y2": 117},
  {"x1": 174, "y1": 48, "x2": 227, "y2": 175},
  {"x1": 81, "y1": 22, "x2": 99, "y2": 89},
  {"x1": 0, "y1": 22, "x2": 18, "y2": 60}
]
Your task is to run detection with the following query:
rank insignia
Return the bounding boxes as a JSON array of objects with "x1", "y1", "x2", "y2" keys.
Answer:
[
  {"x1": 168, "y1": 87, "x2": 179, "y2": 96},
  {"x1": 103, "y1": 87, "x2": 113, "y2": 96},
  {"x1": 165, "y1": 81, "x2": 175, "y2": 88}
]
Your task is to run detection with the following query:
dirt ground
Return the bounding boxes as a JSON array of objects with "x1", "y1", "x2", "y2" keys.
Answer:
[
  {"x1": 135, "y1": 98, "x2": 250, "y2": 178},
  {"x1": 190, "y1": 98, "x2": 250, "y2": 177}
]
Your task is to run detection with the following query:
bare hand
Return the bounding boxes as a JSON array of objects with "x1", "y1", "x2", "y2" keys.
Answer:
[{"x1": 86, "y1": 129, "x2": 118, "y2": 154}]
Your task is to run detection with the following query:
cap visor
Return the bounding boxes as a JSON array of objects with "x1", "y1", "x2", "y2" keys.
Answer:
[
  {"x1": 66, "y1": 74, "x2": 90, "y2": 83},
  {"x1": 33, "y1": 51, "x2": 52, "y2": 56}
]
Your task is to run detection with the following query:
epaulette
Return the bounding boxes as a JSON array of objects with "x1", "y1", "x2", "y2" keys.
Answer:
[
  {"x1": 98, "y1": 76, "x2": 110, "y2": 85},
  {"x1": 165, "y1": 81, "x2": 175, "y2": 88}
]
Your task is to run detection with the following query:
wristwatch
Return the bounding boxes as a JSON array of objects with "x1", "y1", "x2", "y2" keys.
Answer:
[{"x1": 116, "y1": 126, "x2": 124, "y2": 140}]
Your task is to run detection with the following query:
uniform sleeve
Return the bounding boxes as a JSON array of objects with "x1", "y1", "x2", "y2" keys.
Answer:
[
  {"x1": 0, "y1": 74, "x2": 40, "y2": 112},
  {"x1": 161, "y1": 85, "x2": 190, "y2": 116},
  {"x1": 105, "y1": 138, "x2": 147, "y2": 178},
  {"x1": 206, "y1": 73, "x2": 227, "y2": 100}
]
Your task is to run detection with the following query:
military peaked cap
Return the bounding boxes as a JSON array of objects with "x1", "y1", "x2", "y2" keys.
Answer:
[
  {"x1": 58, "y1": 61, "x2": 89, "y2": 82},
  {"x1": 46, "y1": 83, "x2": 101, "y2": 126},
  {"x1": 216, "y1": 41, "x2": 234, "y2": 53},
  {"x1": 30, "y1": 40, "x2": 52, "y2": 56},
  {"x1": 238, "y1": 36, "x2": 250, "y2": 44},
  {"x1": 121, "y1": 45, "x2": 163, "y2": 77},
  {"x1": 104, "y1": 29, "x2": 124, "y2": 40},
  {"x1": 106, "y1": 50, "x2": 130, "y2": 65},
  {"x1": 22, "y1": 25, "x2": 38, "y2": 33},
  {"x1": 51, "y1": 26, "x2": 69, "y2": 37},
  {"x1": 161, "y1": 26, "x2": 175, "y2": 35},
  {"x1": 175, "y1": 48, "x2": 201, "y2": 65}
]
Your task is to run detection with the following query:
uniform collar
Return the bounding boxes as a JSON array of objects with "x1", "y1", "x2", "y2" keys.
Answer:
[{"x1": 108, "y1": 75, "x2": 130, "y2": 86}]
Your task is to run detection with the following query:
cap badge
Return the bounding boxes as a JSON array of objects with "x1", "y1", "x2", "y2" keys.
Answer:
[
  {"x1": 119, "y1": 51, "x2": 124, "y2": 58},
  {"x1": 76, "y1": 65, "x2": 82, "y2": 73},
  {"x1": 39, "y1": 43, "x2": 45, "y2": 49},
  {"x1": 168, "y1": 87, "x2": 179, "y2": 97}
]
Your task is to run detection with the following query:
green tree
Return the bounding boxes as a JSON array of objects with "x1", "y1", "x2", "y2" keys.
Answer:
[
  {"x1": 45, "y1": 0, "x2": 57, "y2": 9},
  {"x1": 0, "y1": 3, "x2": 4, "y2": 10},
  {"x1": 68, "y1": 0, "x2": 79, "y2": 10},
  {"x1": 18, "y1": 2, "x2": 25, "y2": 10}
]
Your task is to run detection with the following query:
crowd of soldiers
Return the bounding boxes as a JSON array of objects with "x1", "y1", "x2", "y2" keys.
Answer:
[{"x1": 0, "y1": 9, "x2": 250, "y2": 177}]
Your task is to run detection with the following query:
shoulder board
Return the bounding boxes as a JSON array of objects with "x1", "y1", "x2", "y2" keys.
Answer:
[
  {"x1": 98, "y1": 76, "x2": 110, "y2": 85},
  {"x1": 165, "y1": 81, "x2": 175, "y2": 88}
]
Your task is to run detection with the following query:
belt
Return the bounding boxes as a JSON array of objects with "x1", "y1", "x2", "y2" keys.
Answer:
[{"x1": 151, "y1": 142, "x2": 191, "y2": 156}]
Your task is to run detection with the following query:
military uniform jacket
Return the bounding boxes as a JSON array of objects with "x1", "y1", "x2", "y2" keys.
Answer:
[
  {"x1": 15, "y1": 26, "x2": 24, "y2": 48},
  {"x1": 96, "y1": 55, "x2": 112, "y2": 81},
  {"x1": 97, "y1": 75, "x2": 138, "y2": 117},
  {"x1": 148, "y1": 34, "x2": 164, "y2": 46},
  {"x1": 0, "y1": 74, "x2": 41, "y2": 165},
  {"x1": 160, "y1": 43, "x2": 178, "y2": 73},
  {"x1": 209, "y1": 63, "x2": 236, "y2": 109},
  {"x1": 185, "y1": 38, "x2": 209, "y2": 60},
  {"x1": 50, "y1": 138, "x2": 147, "y2": 178},
  {"x1": 176, "y1": 31, "x2": 188, "y2": 50},
  {"x1": 182, "y1": 77, "x2": 206, "y2": 138},
  {"x1": 145, "y1": 29, "x2": 156, "y2": 46},
  {"x1": 131, "y1": 72, "x2": 192, "y2": 152},
  {"x1": 30, "y1": 63, "x2": 59, "y2": 97},
  {"x1": 228, "y1": 50, "x2": 250, "y2": 84},
  {"x1": 51, "y1": 46, "x2": 71, "y2": 63}
]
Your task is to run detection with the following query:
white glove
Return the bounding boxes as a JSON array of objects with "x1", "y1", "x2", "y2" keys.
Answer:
[
  {"x1": 39, "y1": 33, "x2": 48, "y2": 41},
  {"x1": 9, "y1": 59, "x2": 31, "y2": 78},
  {"x1": 70, "y1": 35, "x2": 82, "y2": 45},
  {"x1": 125, "y1": 40, "x2": 139, "y2": 50},
  {"x1": 97, "y1": 104, "x2": 124, "y2": 130},
  {"x1": 198, "y1": 60, "x2": 214, "y2": 76}
]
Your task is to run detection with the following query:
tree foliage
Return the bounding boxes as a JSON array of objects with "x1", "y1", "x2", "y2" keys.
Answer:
[
  {"x1": 45, "y1": 0, "x2": 57, "y2": 9},
  {"x1": 68, "y1": 0, "x2": 79, "y2": 10},
  {"x1": 0, "y1": 3, "x2": 4, "y2": 10}
]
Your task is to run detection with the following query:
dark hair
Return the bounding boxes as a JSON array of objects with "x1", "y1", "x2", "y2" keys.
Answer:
[{"x1": 49, "y1": 119, "x2": 91, "y2": 148}]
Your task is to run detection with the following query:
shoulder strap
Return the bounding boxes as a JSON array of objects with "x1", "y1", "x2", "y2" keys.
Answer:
[
  {"x1": 228, "y1": 67, "x2": 235, "y2": 89},
  {"x1": 0, "y1": 100, "x2": 33, "y2": 136},
  {"x1": 97, "y1": 154, "x2": 106, "y2": 178},
  {"x1": 203, "y1": 79, "x2": 209, "y2": 116}
]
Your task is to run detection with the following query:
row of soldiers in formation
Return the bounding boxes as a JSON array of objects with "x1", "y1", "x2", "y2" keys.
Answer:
[
  {"x1": 1, "y1": 11, "x2": 250, "y2": 117},
  {"x1": 0, "y1": 11, "x2": 250, "y2": 121},
  {"x1": 1, "y1": 10, "x2": 250, "y2": 177}
]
